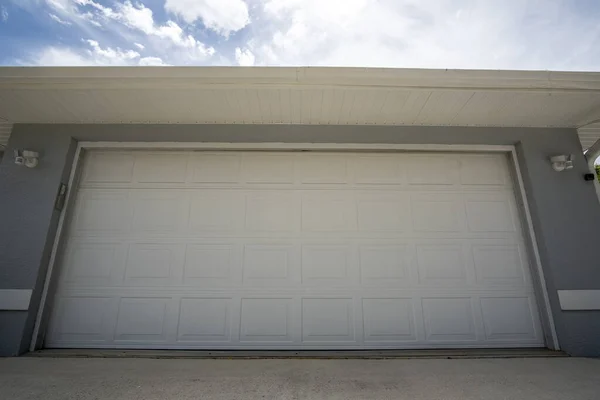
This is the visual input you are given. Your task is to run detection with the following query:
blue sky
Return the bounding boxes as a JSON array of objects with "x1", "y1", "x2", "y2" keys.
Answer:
[{"x1": 1, "y1": 0, "x2": 600, "y2": 68}]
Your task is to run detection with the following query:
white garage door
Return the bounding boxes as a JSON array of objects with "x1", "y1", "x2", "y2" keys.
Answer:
[{"x1": 46, "y1": 150, "x2": 545, "y2": 349}]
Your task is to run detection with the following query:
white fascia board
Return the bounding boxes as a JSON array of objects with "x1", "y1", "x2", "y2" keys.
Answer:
[{"x1": 2, "y1": 67, "x2": 600, "y2": 92}]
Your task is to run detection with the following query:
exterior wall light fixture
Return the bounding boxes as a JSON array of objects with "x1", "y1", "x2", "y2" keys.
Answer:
[
  {"x1": 14, "y1": 149, "x2": 39, "y2": 168},
  {"x1": 550, "y1": 154, "x2": 574, "y2": 172}
]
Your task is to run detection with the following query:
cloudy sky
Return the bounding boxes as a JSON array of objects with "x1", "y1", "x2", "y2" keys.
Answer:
[{"x1": 1, "y1": 0, "x2": 599, "y2": 69}]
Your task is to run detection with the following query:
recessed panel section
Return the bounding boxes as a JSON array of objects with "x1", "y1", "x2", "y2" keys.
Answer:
[
  {"x1": 465, "y1": 196, "x2": 516, "y2": 232},
  {"x1": 460, "y1": 155, "x2": 507, "y2": 186},
  {"x1": 411, "y1": 194, "x2": 463, "y2": 232},
  {"x1": 82, "y1": 152, "x2": 135, "y2": 184},
  {"x1": 296, "y1": 155, "x2": 348, "y2": 183},
  {"x1": 362, "y1": 298, "x2": 416, "y2": 342},
  {"x1": 242, "y1": 154, "x2": 294, "y2": 183},
  {"x1": 184, "y1": 244, "x2": 234, "y2": 282},
  {"x1": 422, "y1": 298, "x2": 476, "y2": 341},
  {"x1": 417, "y1": 244, "x2": 466, "y2": 284},
  {"x1": 74, "y1": 191, "x2": 130, "y2": 233},
  {"x1": 246, "y1": 193, "x2": 297, "y2": 231},
  {"x1": 177, "y1": 298, "x2": 232, "y2": 342},
  {"x1": 243, "y1": 244, "x2": 292, "y2": 284},
  {"x1": 473, "y1": 245, "x2": 525, "y2": 285},
  {"x1": 114, "y1": 297, "x2": 169, "y2": 342},
  {"x1": 124, "y1": 244, "x2": 178, "y2": 285},
  {"x1": 189, "y1": 192, "x2": 242, "y2": 232},
  {"x1": 240, "y1": 298, "x2": 293, "y2": 342},
  {"x1": 48, "y1": 297, "x2": 112, "y2": 343},
  {"x1": 354, "y1": 156, "x2": 403, "y2": 184},
  {"x1": 63, "y1": 243, "x2": 120, "y2": 283},
  {"x1": 407, "y1": 156, "x2": 458, "y2": 185},
  {"x1": 133, "y1": 152, "x2": 188, "y2": 184},
  {"x1": 302, "y1": 298, "x2": 355, "y2": 342},
  {"x1": 131, "y1": 192, "x2": 186, "y2": 233},
  {"x1": 359, "y1": 245, "x2": 408, "y2": 283},
  {"x1": 133, "y1": 153, "x2": 188, "y2": 183},
  {"x1": 189, "y1": 154, "x2": 241, "y2": 183},
  {"x1": 302, "y1": 245, "x2": 349, "y2": 284},
  {"x1": 357, "y1": 195, "x2": 409, "y2": 231},
  {"x1": 480, "y1": 297, "x2": 537, "y2": 341},
  {"x1": 301, "y1": 194, "x2": 355, "y2": 231}
]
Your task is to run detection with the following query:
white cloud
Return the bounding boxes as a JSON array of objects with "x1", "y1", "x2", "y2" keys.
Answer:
[
  {"x1": 32, "y1": 39, "x2": 169, "y2": 66},
  {"x1": 35, "y1": 47, "x2": 96, "y2": 66},
  {"x1": 93, "y1": 1, "x2": 215, "y2": 55},
  {"x1": 241, "y1": 0, "x2": 600, "y2": 70},
  {"x1": 235, "y1": 47, "x2": 255, "y2": 66},
  {"x1": 85, "y1": 39, "x2": 140, "y2": 64},
  {"x1": 49, "y1": 13, "x2": 72, "y2": 25},
  {"x1": 139, "y1": 56, "x2": 170, "y2": 66},
  {"x1": 36, "y1": 0, "x2": 216, "y2": 64},
  {"x1": 165, "y1": 0, "x2": 250, "y2": 36},
  {"x1": 1, "y1": 6, "x2": 8, "y2": 22},
  {"x1": 9, "y1": 0, "x2": 600, "y2": 70}
]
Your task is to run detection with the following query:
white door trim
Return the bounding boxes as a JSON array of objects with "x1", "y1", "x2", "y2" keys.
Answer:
[
  {"x1": 509, "y1": 148, "x2": 559, "y2": 349},
  {"x1": 30, "y1": 145, "x2": 83, "y2": 351},
  {"x1": 79, "y1": 142, "x2": 515, "y2": 152},
  {"x1": 30, "y1": 142, "x2": 560, "y2": 351}
]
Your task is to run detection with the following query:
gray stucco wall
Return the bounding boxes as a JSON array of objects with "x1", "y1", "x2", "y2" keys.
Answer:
[{"x1": 1, "y1": 124, "x2": 599, "y2": 356}]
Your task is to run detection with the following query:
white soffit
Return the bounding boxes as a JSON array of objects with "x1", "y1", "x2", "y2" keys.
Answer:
[
  {"x1": 1, "y1": 67, "x2": 600, "y2": 144},
  {"x1": 579, "y1": 123, "x2": 600, "y2": 150},
  {"x1": 0, "y1": 120, "x2": 11, "y2": 147}
]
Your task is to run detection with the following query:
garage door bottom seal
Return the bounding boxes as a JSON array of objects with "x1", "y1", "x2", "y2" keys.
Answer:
[{"x1": 29, "y1": 348, "x2": 566, "y2": 359}]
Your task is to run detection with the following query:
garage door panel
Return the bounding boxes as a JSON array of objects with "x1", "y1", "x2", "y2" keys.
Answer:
[
  {"x1": 46, "y1": 150, "x2": 545, "y2": 349},
  {"x1": 243, "y1": 244, "x2": 297, "y2": 286},
  {"x1": 72, "y1": 190, "x2": 132, "y2": 234},
  {"x1": 296, "y1": 154, "x2": 348, "y2": 184},
  {"x1": 362, "y1": 298, "x2": 417, "y2": 342},
  {"x1": 188, "y1": 153, "x2": 242, "y2": 184},
  {"x1": 465, "y1": 192, "x2": 519, "y2": 233},
  {"x1": 357, "y1": 193, "x2": 410, "y2": 232},
  {"x1": 133, "y1": 153, "x2": 188, "y2": 184},
  {"x1": 411, "y1": 193, "x2": 465, "y2": 232},
  {"x1": 240, "y1": 298, "x2": 294, "y2": 343},
  {"x1": 359, "y1": 245, "x2": 410, "y2": 285},
  {"x1": 246, "y1": 192, "x2": 299, "y2": 231},
  {"x1": 406, "y1": 155, "x2": 460, "y2": 186},
  {"x1": 416, "y1": 243, "x2": 470, "y2": 285},
  {"x1": 123, "y1": 243, "x2": 184, "y2": 286},
  {"x1": 301, "y1": 193, "x2": 356, "y2": 232},
  {"x1": 301, "y1": 245, "x2": 354, "y2": 286},
  {"x1": 48, "y1": 296, "x2": 115, "y2": 344},
  {"x1": 459, "y1": 155, "x2": 510, "y2": 186},
  {"x1": 301, "y1": 298, "x2": 355, "y2": 343},
  {"x1": 131, "y1": 191, "x2": 189, "y2": 234},
  {"x1": 472, "y1": 244, "x2": 528, "y2": 286},
  {"x1": 113, "y1": 297, "x2": 170, "y2": 343},
  {"x1": 189, "y1": 192, "x2": 244, "y2": 232},
  {"x1": 61, "y1": 241, "x2": 127, "y2": 285},
  {"x1": 242, "y1": 154, "x2": 295, "y2": 184},
  {"x1": 177, "y1": 297, "x2": 233, "y2": 343},
  {"x1": 422, "y1": 297, "x2": 477, "y2": 342},
  {"x1": 183, "y1": 244, "x2": 238, "y2": 284},
  {"x1": 353, "y1": 155, "x2": 404, "y2": 185},
  {"x1": 81, "y1": 152, "x2": 135, "y2": 184},
  {"x1": 480, "y1": 296, "x2": 540, "y2": 342}
]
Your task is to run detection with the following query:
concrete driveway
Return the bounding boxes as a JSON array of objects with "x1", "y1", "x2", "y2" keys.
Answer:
[{"x1": 1, "y1": 357, "x2": 599, "y2": 400}]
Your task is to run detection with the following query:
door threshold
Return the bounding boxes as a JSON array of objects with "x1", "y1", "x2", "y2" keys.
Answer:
[{"x1": 28, "y1": 348, "x2": 567, "y2": 359}]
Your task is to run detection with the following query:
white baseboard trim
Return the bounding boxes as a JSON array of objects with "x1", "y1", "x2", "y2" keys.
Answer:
[
  {"x1": 0, "y1": 289, "x2": 32, "y2": 311},
  {"x1": 558, "y1": 290, "x2": 600, "y2": 310}
]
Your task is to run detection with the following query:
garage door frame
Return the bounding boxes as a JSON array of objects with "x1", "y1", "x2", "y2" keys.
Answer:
[{"x1": 29, "y1": 141, "x2": 559, "y2": 351}]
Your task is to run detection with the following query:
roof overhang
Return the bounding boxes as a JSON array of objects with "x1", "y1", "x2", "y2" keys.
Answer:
[{"x1": 1, "y1": 67, "x2": 600, "y2": 148}]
